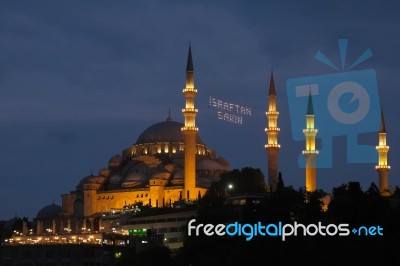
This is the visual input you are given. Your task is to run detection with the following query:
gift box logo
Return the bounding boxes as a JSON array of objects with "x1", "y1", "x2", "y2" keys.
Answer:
[{"x1": 286, "y1": 39, "x2": 380, "y2": 168}]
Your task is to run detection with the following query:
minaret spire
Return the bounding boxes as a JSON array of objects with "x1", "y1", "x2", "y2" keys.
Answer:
[
  {"x1": 166, "y1": 107, "x2": 172, "y2": 121},
  {"x1": 380, "y1": 108, "x2": 386, "y2": 133},
  {"x1": 186, "y1": 44, "x2": 194, "y2": 72},
  {"x1": 265, "y1": 72, "x2": 280, "y2": 191},
  {"x1": 376, "y1": 108, "x2": 391, "y2": 196},
  {"x1": 182, "y1": 44, "x2": 198, "y2": 200},
  {"x1": 303, "y1": 91, "x2": 318, "y2": 192},
  {"x1": 269, "y1": 72, "x2": 276, "y2": 96},
  {"x1": 307, "y1": 92, "x2": 314, "y2": 115}
]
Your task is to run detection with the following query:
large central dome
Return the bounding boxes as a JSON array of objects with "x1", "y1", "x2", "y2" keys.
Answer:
[{"x1": 135, "y1": 118, "x2": 204, "y2": 145}]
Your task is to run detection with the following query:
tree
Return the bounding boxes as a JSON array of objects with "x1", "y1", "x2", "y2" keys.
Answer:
[
  {"x1": 366, "y1": 182, "x2": 379, "y2": 196},
  {"x1": 209, "y1": 167, "x2": 266, "y2": 196},
  {"x1": 277, "y1": 171, "x2": 285, "y2": 190},
  {"x1": 333, "y1": 181, "x2": 364, "y2": 202},
  {"x1": 394, "y1": 186, "x2": 400, "y2": 195}
]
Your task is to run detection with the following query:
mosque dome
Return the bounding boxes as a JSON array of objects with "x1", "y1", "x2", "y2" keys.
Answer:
[
  {"x1": 150, "y1": 171, "x2": 171, "y2": 180},
  {"x1": 109, "y1": 174, "x2": 123, "y2": 184},
  {"x1": 171, "y1": 169, "x2": 184, "y2": 185},
  {"x1": 78, "y1": 174, "x2": 96, "y2": 187},
  {"x1": 135, "y1": 119, "x2": 204, "y2": 145},
  {"x1": 216, "y1": 157, "x2": 230, "y2": 168},
  {"x1": 164, "y1": 164, "x2": 178, "y2": 173},
  {"x1": 197, "y1": 159, "x2": 225, "y2": 171},
  {"x1": 36, "y1": 204, "x2": 62, "y2": 220},
  {"x1": 108, "y1": 154, "x2": 122, "y2": 168},
  {"x1": 78, "y1": 173, "x2": 105, "y2": 189},
  {"x1": 121, "y1": 172, "x2": 147, "y2": 188}
]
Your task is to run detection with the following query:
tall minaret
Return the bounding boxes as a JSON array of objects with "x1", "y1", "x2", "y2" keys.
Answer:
[
  {"x1": 375, "y1": 109, "x2": 391, "y2": 196},
  {"x1": 182, "y1": 45, "x2": 198, "y2": 200},
  {"x1": 265, "y1": 73, "x2": 280, "y2": 191},
  {"x1": 302, "y1": 92, "x2": 318, "y2": 192}
]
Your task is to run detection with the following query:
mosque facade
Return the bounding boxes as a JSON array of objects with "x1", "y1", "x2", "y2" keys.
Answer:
[{"x1": 35, "y1": 46, "x2": 229, "y2": 234}]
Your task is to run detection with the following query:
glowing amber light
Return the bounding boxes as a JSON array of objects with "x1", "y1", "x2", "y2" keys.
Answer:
[
  {"x1": 376, "y1": 113, "x2": 391, "y2": 196},
  {"x1": 303, "y1": 94, "x2": 318, "y2": 193}
]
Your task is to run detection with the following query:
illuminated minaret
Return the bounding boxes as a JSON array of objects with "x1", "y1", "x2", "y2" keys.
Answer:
[
  {"x1": 376, "y1": 109, "x2": 391, "y2": 196},
  {"x1": 302, "y1": 92, "x2": 318, "y2": 192},
  {"x1": 181, "y1": 45, "x2": 198, "y2": 200},
  {"x1": 265, "y1": 73, "x2": 280, "y2": 191}
]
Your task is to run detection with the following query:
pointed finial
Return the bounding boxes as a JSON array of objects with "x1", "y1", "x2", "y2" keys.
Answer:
[
  {"x1": 90, "y1": 169, "x2": 93, "y2": 176},
  {"x1": 307, "y1": 90, "x2": 314, "y2": 115},
  {"x1": 186, "y1": 43, "x2": 194, "y2": 72},
  {"x1": 269, "y1": 71, "x2": 276, "y2": 96},
  {"x1": 166, "y1": 107, "x2": 172, "y2": 122},
  {"x1": 380, "y1": 108, "x2": 386, "y2": 133}
]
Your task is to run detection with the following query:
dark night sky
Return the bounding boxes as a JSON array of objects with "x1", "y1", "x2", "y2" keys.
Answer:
[{"x1": 1, "y1": 0, "x2": 400, "y2": 220}]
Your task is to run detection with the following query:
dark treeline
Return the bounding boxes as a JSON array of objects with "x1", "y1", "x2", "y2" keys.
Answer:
[{"x1": 117, "y1": 167, "x2": 400, "y2": 266}]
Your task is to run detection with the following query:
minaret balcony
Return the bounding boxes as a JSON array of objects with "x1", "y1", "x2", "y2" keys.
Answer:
[
  {"x1": 375, "y1": 165, "x2": 391, "y2": 170},
  {"x1": 266, "y1": 111, "x2": 279, "y2": 115},
  {"x1": 183, "y1": 88, "x2": 197, "y2": 93},
  {"x1": 265, "y1": 144, "x2": 281, "y2": 148},
  {"x1": 376, "y1": 146, "x2": 389, "y2": 152},
  {"x1": 181, "y1": 126, "x2": 199, "y2": 131},
  {"x1": 303, "y1": 129, "x2": 318, "y2": 134},
  {"x1": 265, "y1": 127, "x2": 280, "y2": 132},
  {"x1": 182, "y1": 108, "x2": 198, "y2": 113},
  {"x1": 302, "y1": 150, "x2": 319, "y2": 155}
]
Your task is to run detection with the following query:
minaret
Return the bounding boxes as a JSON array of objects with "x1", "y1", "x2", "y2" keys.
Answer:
[
  {"x1": 265, "y1": 73, "x2": 280, "y2": 191},
  {"x1": 375, "y1": 109, "x2": 391, "y2": 196},
  {"x1": 302, "y1": 92, "x2": 318, "y2": 192},
  {"x1": 181, "y1": 45, "x2": 198, "y2": 200}
]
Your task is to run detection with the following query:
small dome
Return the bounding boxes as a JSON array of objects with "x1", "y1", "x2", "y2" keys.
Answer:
[
  {"x1": 122, "y1": 160, "x2": 148, "y2": 174},
  {"x1": 150, "y1": 171, "x2": 170, "y2": 180},
  {"x1": 79, "y1": 174, "x2": 94, "y2": 186},
  {"x1": 216, "y1": 157, "x2": 230, "y2": 167},
  {"x1": 197, "y1": 159, "x2": 224, "y2": 171},
  {"x1": 171, "y1": 170, "x2": 184, "y2": 185},
  {"x1": 108, "y1": 154, "x2": 122, "y2": 168},
  {"x1": 109, "y1": 174, "x2": 123, "y2": 184},
  {"x1": 135, "y1": 120, "x2": 204, "y2": 145},
  {"x1": 36, "y1": 204, "x2": 62, "y2": 220},
  {"x1": 121, "y1": 172, "x2": 146, "y2": 188},
  {"x1": 78, "y1": 173, "x2": 103, "y2": 187},
  {"x1": 164, "y1": 164, "x2": 177, "y2": 173}
]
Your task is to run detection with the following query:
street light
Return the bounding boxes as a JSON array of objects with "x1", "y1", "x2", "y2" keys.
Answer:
[{"x1": 226, "y1": 184, "x2": 233, "y2": 197}]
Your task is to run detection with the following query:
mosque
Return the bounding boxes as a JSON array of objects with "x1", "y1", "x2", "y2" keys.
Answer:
[
  {"x1": 34, "y1": 45, "x2": 392, "y2": 235},
  {"x1": 35, "y1": 46, "x2": 229, "y2": 234}
]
